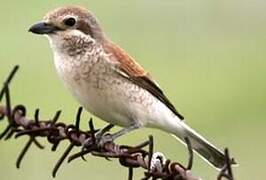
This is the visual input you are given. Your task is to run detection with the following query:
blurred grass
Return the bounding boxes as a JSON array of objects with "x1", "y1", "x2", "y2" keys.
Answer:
[{"x1": 0, "y1": 0, "x2": 266, "y2": 179}]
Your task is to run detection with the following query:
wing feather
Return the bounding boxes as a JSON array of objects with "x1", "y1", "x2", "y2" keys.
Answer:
[{"x1": 104, "y1": 41, "x2": 184, "y2": 120}]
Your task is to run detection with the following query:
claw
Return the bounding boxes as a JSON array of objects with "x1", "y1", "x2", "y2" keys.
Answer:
[
  {"x1": 97, "y1": 133, "x2": 114, "y2": 148},
  {"x1": 82, "y1": 137, "x2": 94, "y2": 151}
]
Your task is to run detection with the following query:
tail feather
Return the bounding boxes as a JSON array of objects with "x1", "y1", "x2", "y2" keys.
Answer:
[{"x1": 173, "y1": 122, "x2": 233, "y2": 169}]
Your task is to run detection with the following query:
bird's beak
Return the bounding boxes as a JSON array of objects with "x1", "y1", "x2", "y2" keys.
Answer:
[{"x1": 29, "y1": 21, "x2": 60, "y2": 35}]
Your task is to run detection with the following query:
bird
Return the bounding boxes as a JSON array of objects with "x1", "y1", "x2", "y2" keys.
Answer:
[{"x1": 29, "y1": 5, "x2": 230, "y2": 169}]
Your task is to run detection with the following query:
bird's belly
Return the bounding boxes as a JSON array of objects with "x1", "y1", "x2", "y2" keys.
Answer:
[
  {"x1": 73, "y1": 82, "x2": 133, "y2": 127},
  {"x1": 71, "y1": 74, "x2": 155, "y2": 127},
  {"x1": 54, "y1": 56, "x2": 175, "y2": 129},
  {"x1": 62, "y1": 70, "x2": 162, "y2": 127}
]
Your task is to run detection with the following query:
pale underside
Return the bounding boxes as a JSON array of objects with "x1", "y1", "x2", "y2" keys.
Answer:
[{"x1": 48, "y1": 30, "x2": 181, "y2": 133}]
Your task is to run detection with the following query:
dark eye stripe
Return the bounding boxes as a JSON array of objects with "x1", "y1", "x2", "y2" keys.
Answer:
[{"x1": 64, "y1": 17, "x2": 76, "y2": 26}]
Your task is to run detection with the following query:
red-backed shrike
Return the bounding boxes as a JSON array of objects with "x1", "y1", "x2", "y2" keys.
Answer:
[{"x1": 29, "y1": 6, "x2": 230, "y2": 169}]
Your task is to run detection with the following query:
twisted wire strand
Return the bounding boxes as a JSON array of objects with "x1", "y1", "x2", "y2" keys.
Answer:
[{"x1": 0, "y1": 66, "x2": 235, "y2": 180}]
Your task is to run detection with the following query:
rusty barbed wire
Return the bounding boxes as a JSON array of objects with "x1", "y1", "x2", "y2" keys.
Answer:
[{"x1": 0, "y1": 66, "x2": 235, "y2": 180}]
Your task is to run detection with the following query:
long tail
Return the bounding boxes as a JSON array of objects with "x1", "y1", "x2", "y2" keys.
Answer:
[{"x1": 172, "y1": 121, "x2": 233, "y2": 169}]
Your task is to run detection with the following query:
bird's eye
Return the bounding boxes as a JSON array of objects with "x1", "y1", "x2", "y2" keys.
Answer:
[{"x1": 64, "y1": 17, "x2": 76, "y2": 26}]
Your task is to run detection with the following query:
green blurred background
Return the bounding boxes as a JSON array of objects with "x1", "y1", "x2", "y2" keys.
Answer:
[{"x1": 0, "y1": 0, "x2": 265, "y2": 179}]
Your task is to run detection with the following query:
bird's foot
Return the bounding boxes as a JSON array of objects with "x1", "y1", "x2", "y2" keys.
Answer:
[
  {"x1": 82, "y1": 123, "x2": 114, "y2": 150},
  {"x1": 96, "y1": 133, "x2": 114, "y2": 148},
  {"x1": 82, "y1": 132, "x2": 114, "y2": 151},
  {"x1": 82, "y1": 124, "x2": 138, "y2": 150}
]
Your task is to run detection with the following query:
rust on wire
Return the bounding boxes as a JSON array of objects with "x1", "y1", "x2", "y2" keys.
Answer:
[{"x1": 0, "y1": 66, "x2": 235, "y2": 180}]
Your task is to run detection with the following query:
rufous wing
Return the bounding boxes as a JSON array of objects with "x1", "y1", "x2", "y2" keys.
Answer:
[{"x1": 104, "y1": 41, "x2": 184, "y2": 120}]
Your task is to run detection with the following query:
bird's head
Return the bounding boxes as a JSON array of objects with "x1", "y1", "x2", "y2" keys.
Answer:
[{"x1": 29, "y1": 6, "x2": 105, "y2": 54}]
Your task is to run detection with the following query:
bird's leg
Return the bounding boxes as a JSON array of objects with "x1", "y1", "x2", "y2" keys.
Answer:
[
  {"x1": 89, "y1": 123, "x2": 140, "y2": 148},
  {"x1": 110, "y1": 124, "x2": 140, "y2": 140},
  {"x1": 82, "y1": 123, "x2": 140, "y2": 150}
]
